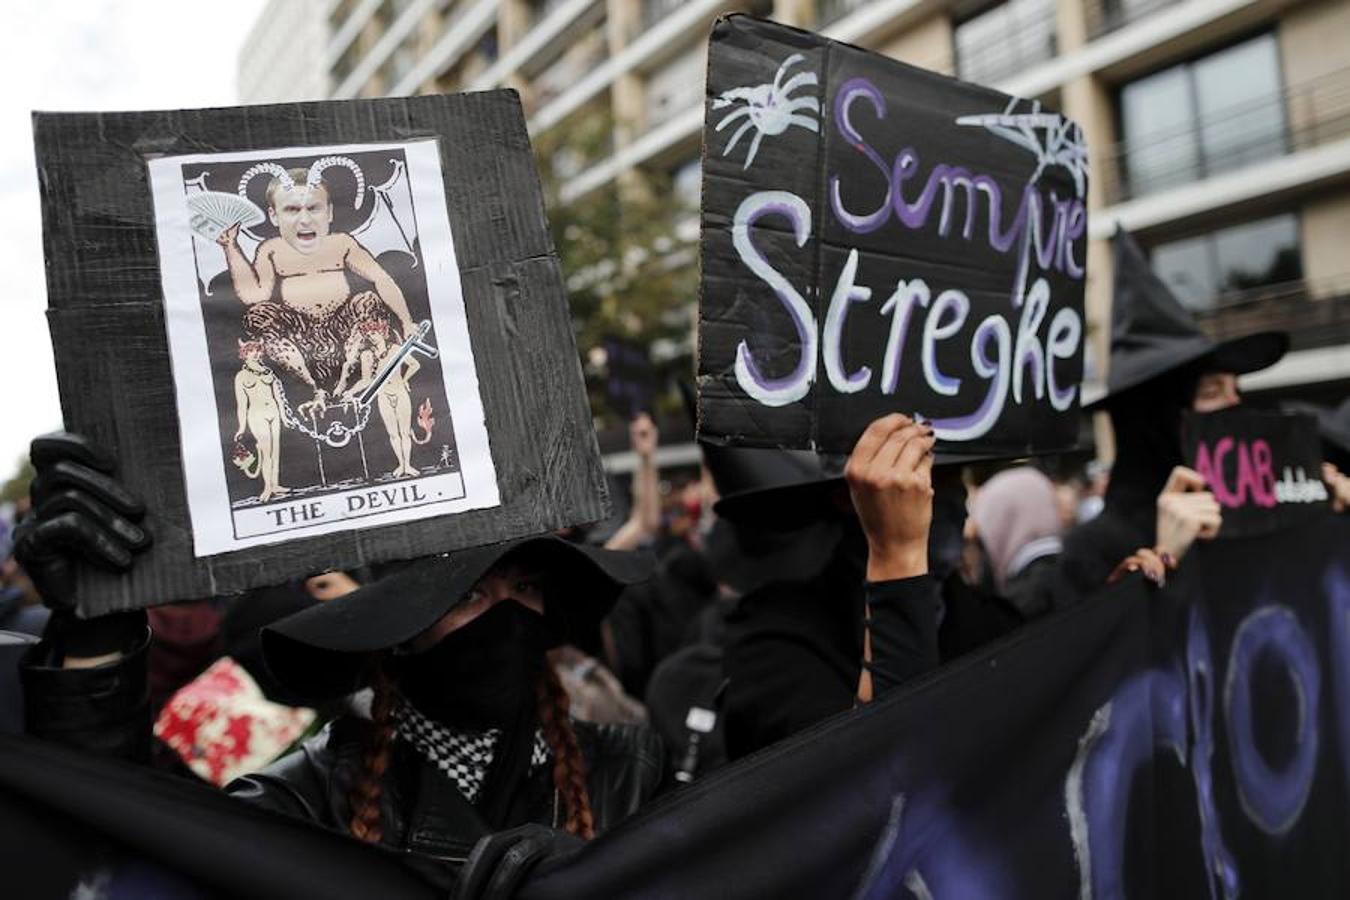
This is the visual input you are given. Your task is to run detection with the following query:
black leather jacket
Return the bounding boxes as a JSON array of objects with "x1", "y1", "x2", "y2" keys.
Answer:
[{"x1": 228, "y1": 714, "x2": 664, "y2": 866}]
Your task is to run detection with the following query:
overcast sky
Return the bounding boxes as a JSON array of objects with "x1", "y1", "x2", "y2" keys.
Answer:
[{"x1": 0, "y1": 0, "x2": 267, "y2": 476}]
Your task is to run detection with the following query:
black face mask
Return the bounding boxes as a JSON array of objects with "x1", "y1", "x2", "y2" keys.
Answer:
[{"x1": 391, "y1": 601, "x2": 552, "y2": 730}]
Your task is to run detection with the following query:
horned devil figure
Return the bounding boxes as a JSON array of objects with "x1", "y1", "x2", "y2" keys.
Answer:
[
  {"x1": 217, "y1": 156, "x2": 419, "y2": 416},
  {"x1": 712, "y1": 53, "x2": 820, "y2": 170}
]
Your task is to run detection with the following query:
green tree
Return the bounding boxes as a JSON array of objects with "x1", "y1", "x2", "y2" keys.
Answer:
[
  {"x1": 533, "y1": 114, "x2": 699, "y2": 429},
  {"x1": 1, "y1": 458, "x2": 34, "y2": 506}
]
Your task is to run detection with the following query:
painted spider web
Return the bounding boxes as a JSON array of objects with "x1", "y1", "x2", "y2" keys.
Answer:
[{"x1": 956, "y1": 97, "x2": 1089, "y2": 199}]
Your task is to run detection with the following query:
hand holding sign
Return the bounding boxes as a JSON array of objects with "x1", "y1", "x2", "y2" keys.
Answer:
[
  {"x1": 845, "y1": 414, "x2": 935, "y2": 581},
  {"x1": 14, "y1": 433, "x2": 153, "y2": 612},
  {"x1": 1155, "y1": 466, "x2": 1221, "y2": 564}
]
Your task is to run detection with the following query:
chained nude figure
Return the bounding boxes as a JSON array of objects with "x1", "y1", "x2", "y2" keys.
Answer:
[
  {"x1": 233, "y1": 339, "x2": 290, "y2": 502},
  {"x1": 335, "y1": 319, "x2": 426, "y2": 478},
  {"x1": 218, "y1": 158, "x2": 417, "y2": 418}
]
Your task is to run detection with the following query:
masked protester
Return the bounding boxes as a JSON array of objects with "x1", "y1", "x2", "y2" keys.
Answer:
[
  {"x1": 15, "y1": 433, "x2": 661, "y2": 899},
  {"x1": 1061, "y1": 230, "x2": 1288, "y2": 594},
  {"x1": 718, "y1": 414, "x2": 945, "y2": 758}
]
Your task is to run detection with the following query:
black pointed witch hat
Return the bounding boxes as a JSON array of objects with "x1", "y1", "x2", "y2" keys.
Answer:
[
  {"x1": 1087, "y1": 229, "x2": 1288, "y2": 408},
  {"x1": 706, "y1": 443, "x2": 845, "y2": 527}
]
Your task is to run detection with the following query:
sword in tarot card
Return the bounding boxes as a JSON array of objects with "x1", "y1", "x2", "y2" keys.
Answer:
[{"x1": 357, "y1": 320, "x2": 439, "y2": 408}]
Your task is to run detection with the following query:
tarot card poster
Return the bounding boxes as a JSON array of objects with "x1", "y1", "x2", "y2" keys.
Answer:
[{"x1": 149, "y1": 140, "x2": 499, "y2": 555}]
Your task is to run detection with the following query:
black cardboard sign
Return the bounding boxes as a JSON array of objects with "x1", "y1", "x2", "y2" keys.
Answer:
[
  {"x1": 1183, "y1": 408, "x2": 1329, "y2": 538},
  {"x1": 697, "y1": 15, "x2": 1087, "y2": 455},
  {"x1": 35, "y1": 92, "x2": 608, "y2": 615}
]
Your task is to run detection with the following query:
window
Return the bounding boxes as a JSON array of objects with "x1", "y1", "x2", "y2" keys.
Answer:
[
  {"x1": 1151, "y1": 214, "x2": 1302, "y2": 311},
  {"x1": 954, "y1": 0, "x2": 1057, "y2": 87},
  {"x1": 647, "y1": 51, "x2": 705, "y2": 129},
  {"x1": 1119, "y1": 34, "x2": 1286, "y2": 198},
  {"x1": 1093, "y1": 0, "x2": 1177, "y2": 36}
]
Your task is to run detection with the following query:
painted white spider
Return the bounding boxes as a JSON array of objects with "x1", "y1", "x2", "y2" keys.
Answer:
[{"x1": 712, "y1": 53, "x2": 821, "y2": 170}]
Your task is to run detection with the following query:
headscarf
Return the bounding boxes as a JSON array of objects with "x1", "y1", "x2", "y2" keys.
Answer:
[{"x1": 971, "y1": 467, "x2": 1063, "y2": 593}]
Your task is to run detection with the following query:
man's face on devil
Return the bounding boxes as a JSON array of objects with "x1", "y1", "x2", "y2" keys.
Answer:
[{"x1": 268, "y1": 183, "x2": 332, "y2": 254}]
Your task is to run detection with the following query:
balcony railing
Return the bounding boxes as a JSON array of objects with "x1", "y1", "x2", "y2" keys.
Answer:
[
  {"x1": 641, "y1": 0, "x2": 688, "y2": 33},
  {"x1": 953, "y1": 1, "x2": 1058, "y2": 89},
  {"x1": 818, "y1": 0, "x2": 872, "y2": 28},
  {"x1": 1101, "y1": 65, "x2": 1350, "y2": 205},
  {"x1": 1084, "y1": 0, "x2": 1181, "y2": 39},
  {"x1": 1195, "y1": 279, "x2": 1350, "y2": 354},
  {"x1": 529, "y1": 0, "x2": 572, "y2": 28}
]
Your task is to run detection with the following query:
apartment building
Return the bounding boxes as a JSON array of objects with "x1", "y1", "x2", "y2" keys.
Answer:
[
  {"x1": 251, "y1": 0, "x2": 1350, "y2": 424},
  {"x1": 239, "y1": 0, "x2": 333, "y2": 104}
]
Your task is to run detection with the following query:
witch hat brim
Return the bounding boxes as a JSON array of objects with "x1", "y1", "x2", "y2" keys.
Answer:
[
  {"x1": 261, "y1": 536, "x2": 652, "y2": 702},
  {"x1": 713, "y1": 473, "x2": 846, "y2": 528},
  {"x1": 1209, "y1": 331, "x2": 1289, "y2": 377}
]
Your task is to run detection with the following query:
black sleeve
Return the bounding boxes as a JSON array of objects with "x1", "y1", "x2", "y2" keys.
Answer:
[
  {"x1": 865, "y1": 575, "x2": 940, "y2": 698},
  {"x1": 20, "y1": 613, "x2": 152, "y2": 763}
]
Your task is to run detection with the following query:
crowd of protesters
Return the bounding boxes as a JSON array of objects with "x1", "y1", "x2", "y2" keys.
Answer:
[{"x1": 2, "y1": 228, "x2": 1350, "y2": 898}]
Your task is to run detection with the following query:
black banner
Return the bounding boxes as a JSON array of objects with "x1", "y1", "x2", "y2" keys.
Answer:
[
  {"x1": 0, "y1": 732, "x2": 437, "y2": 900},
  {"x1": 7, "y1": 514, "x2": 1348, "y2": 898},
  {"x1": 525, "y1": 512, "x2": 1350, "y2": 898},
  {"x1": 698, "y1": 15, "x2": 1086, "y2": 456},
  {"x1": 1184, "y1": 408, "x2": 1330, "y2": 538}
]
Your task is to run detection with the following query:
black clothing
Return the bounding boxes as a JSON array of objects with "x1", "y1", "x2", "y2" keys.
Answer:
[
  {"x1": 645, "y1": 601, "x2": 733, "y2": 781},
  {"x1": 722, "y1": 547, "x2": 863, "y2": 760},
  {"x1": 228, "y1": 714, "x2": 663, "y2": 890},
  {"x1": 1062, "y1": 372, "x2": 1190, "y2": 597},
  {"x1": 604, "y1": 544, "x2": 717, "y2": 699},
  {"x1": 21, "y1": 624, "x2": 152, "y2": 763},
  {"x1": 865, "y1": 576, "x2": 941, "y2": 697},
  {"x1": 1060, "y1": 503, "x2": 1152, "y2": 598},
  {"x1": 934, "y1": 576, "x2": 1024, "y2": 662},
  {"x1": 722, "y1": 542, "x2": 941, "y2": 759},
  {"x1": 999, "y1": 554, "x2": 1074, "y2": 622}
]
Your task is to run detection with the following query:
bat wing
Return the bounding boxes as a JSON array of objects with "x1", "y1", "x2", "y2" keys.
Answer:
[{"x1": 350, "y1": 158, "x2": 419, "y2": 268}]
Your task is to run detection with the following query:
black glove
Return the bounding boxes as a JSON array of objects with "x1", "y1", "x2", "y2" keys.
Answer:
[
  {"x1": 454, "y1": 824, "x2": 584, "y2": 900},
  {"x1": 12, "y1": 432, "x2": 151, "y2": 613}
]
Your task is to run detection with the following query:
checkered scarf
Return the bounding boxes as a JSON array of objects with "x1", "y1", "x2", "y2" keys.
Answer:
[{"x1": 392, "y1": 700, "x2": 551, "y2": 803}]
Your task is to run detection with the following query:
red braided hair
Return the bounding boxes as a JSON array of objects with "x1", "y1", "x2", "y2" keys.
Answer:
[
  {"x1": 348, "y1": 665, "x2": 396, "y2": 843},
  {"x1": 537, "y1": 664, "x2": 595, "y2": 839}
]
